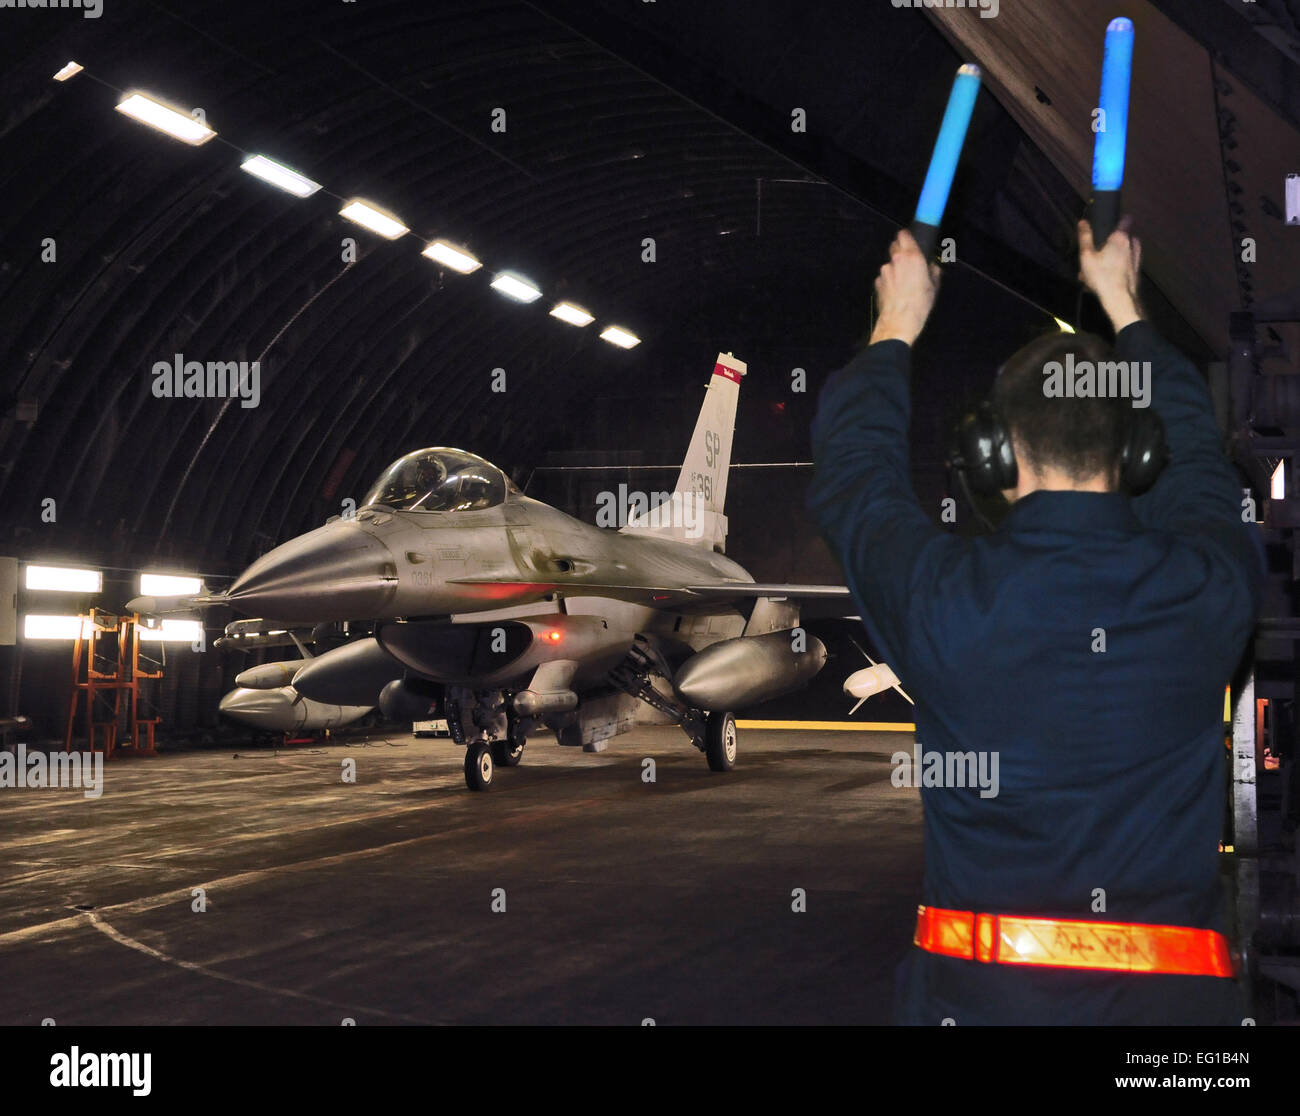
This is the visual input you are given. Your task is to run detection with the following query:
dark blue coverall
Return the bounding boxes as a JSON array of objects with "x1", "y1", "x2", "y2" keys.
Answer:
[{"x1": 809, "y1": 320, "x2": 1264, "y2": 1025}]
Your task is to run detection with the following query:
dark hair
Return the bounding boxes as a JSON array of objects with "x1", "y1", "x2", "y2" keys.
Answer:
[{"x1": 991, "y1": 331, "x2": 1128, "y2": 483}]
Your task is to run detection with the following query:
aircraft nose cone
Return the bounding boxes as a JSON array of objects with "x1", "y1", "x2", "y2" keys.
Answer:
[
  {"x1": 218, "y1": 686, "x2": 296, "y2": 730},
  {"x1": 226, "y1": 522, "x2": 399, "y2": 621}
]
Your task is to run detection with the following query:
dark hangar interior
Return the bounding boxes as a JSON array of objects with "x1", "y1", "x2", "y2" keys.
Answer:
[{"x1": 0, "y1": 0, "x2": 1297, "y2": 1039}]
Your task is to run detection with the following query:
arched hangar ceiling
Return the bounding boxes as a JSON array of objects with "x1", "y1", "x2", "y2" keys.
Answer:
[
  {"x1": 1, "y1": 0, "x2": 1294, "y2": 579},
  {"x1": 3, "y1": 0, "x2": 895, "y2": 571}
]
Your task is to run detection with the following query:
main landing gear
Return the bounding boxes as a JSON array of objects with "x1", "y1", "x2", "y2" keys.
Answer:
[
  {"x1": 705, "y1": 710, "x2": 738, "y2": 772},
  {"x1": 608, "y1": 636, "x2": 739, "y2": 775},
  {"x1": 447, "y1": 647, "x2": 741, "y2": 791}
]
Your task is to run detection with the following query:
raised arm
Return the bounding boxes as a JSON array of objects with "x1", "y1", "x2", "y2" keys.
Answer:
[
  {"x1": 1078, "y1": 219, "x2": 1264, "y2": 594},
  {"x1": 808, "y1": 230, "x2": 957, "y2": 667}
]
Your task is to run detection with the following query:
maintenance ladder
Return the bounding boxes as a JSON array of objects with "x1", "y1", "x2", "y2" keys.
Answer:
[{"x1": 64, "y1": 610, "x2": 162, "y2": 759}]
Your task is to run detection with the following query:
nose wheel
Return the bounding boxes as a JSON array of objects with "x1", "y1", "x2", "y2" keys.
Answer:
[{"x1": 464, "y1": 740, "x2": 495, "y2": 790}]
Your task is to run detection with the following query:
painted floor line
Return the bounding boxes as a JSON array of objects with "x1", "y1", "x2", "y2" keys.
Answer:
[
  {"x1": 0, "y1": 795, "x2": 602, "y2": 949},
  {"x1": 85, "y1": 911, "x2": 438, "y2": 1025},
  {"x1": 737, "y1": 720, "x2": 916, "y2": 732}
]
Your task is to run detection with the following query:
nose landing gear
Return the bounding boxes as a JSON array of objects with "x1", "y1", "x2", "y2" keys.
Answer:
[
  {"x1": 449, "y1": 688, "x2": 529, "y2": 790},
  {"x1": 464, "y1": 739, "x2": 494, "y2": 790}
]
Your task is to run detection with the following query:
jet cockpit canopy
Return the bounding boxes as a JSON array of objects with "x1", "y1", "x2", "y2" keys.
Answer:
[{"x1": 361, "y1": 448, "x2": 511, "y2": 512}]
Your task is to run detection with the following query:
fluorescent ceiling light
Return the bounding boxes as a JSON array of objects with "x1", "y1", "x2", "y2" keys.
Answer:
[
  {"x1": 339, "y1": 199, "x2": 408, "y2": 239},
  {"x1": 139, "y1": 573, "x2": 203, "y2": 596},
  {"x1": 599, "y1": 326, "x2": 641, "y2": 349},
  {"x1": 240, "y1": 155, "x2": 321, "y2": 198},
  {"x1": 138, "y1": 619, "x2": 203, "y2": 642},
  {"x1": 550, "y1": 302, "x2": 594, "y2": 327},
  {"x1": 422, "y1": 240, "x2": 481, "y2": 273},
  {"x1": 53, "y1": 61, "x2": 83, "y2": 82},
  {"x1": 115, "y1": 91, "x2": 216, "y2": 146},
  {"x1": 490, "y1": 273, "x2": 542, "y2": 303},
  {"x1": 25, "y1": 565, "x2": 102, "y2": 593},
  {"x1": 24, "y1": 615, "x2": 96, "y2": 640}
]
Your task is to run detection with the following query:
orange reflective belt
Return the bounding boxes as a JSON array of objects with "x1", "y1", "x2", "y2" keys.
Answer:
[{"x1": 913, "y1": 905, "x2": 1236, "y2": 977}]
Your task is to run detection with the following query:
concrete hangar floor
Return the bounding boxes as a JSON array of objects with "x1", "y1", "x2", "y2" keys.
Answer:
[{"x1": 0, "y1": 725, "x2": 921, "y2": 1025}]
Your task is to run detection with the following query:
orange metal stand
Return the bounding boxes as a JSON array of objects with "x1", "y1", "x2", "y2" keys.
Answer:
[{"x1": 64, "y1": 610, "x2": 161, "y2": 758}]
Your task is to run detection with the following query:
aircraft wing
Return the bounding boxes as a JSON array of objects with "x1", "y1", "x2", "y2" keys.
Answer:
[
  {"x1": 445, "y1": 576, "x2": 851, "y2": 605},
  {"x1": 445, "y1": 577, "x2": 695, "y2": 606},
  {"x1": 684, "y1": 582, "x2": 851, "y2": 599}
]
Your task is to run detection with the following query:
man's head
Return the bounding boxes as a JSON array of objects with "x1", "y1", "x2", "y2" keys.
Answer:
[{"x1": 992, "y1": 330, "x2": 1128, "y2": 501}]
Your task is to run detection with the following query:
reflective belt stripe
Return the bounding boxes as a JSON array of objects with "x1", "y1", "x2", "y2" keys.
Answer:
[
  {"x1": 914, "y1": 905, "x2": 1236, "y2": 977},
  {"x1": 975, "y1": 913, "x2": 995, "y2": 963},
  {"x1": 914, "y1": 906, "x2": 973, "y2": 956}
]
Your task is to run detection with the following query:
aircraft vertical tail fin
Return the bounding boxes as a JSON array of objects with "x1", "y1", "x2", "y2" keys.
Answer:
[{"x1": 620, "y1": 352, "x2": 746, "y2": 552}]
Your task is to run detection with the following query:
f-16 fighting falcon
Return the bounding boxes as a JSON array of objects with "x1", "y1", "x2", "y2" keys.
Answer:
[{"x1": 212, "y1": 354, "x2": 865, "y2": 789}]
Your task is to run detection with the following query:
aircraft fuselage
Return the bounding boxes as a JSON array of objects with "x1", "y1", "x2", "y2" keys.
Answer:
[{"x1": 225, "y1": 491, "x2": 756, "y2": 624}]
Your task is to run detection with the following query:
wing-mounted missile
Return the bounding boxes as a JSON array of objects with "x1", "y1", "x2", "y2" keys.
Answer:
[
  {"x1": 673, "y1": 629, "x2": 827, "y2": 712},
  {"x1": 376, "y1": 614, "x2": 633, "y2": 688},
  {"x1": 842, "y1": 665, "x2": 909, "y2": 716},
  {"x1": 843, "y1": 638, "x2": 912, "y2": 713}
]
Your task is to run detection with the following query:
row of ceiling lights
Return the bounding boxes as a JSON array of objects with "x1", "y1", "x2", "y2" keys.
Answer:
[
  {"x1": 52, "y1": 64, "x2": 642, "y2": 349},
  {"x1": 21, "y1": 564, "x2": 204, "y2": 641}
]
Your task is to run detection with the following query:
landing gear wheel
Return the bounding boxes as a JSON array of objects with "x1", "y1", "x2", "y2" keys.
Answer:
[
  {"x1": 491, "y1": 737, "x2": 524, "y2": 767},
  {"x1": 465, "y1": 740, "x2": 494, "y2": 791},
  {"x1": 705, "y1": 711, "x2": 737, "y2": 772}
]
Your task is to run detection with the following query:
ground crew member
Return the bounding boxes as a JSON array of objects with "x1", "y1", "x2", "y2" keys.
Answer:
[{"x1": 809, "y1": 219, "x2": 1263, "y2": 1025}]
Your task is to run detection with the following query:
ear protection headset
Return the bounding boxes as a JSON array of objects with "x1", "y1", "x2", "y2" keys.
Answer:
[{"x1": 949, "y1": 400, "x2": 1168, "y2": 496}]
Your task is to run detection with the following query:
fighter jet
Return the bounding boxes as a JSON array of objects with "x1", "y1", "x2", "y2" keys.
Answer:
[{"x1": 216, "y1": 353, "x2": 856, "y2": 789}]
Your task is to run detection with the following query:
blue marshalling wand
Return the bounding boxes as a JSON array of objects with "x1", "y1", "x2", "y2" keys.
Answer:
[
  {"x1": 1089, "y1": 17, "x2": 1134, "y2": 246},
  {"x1": 910, "y1": 63, "x2": 981, "y2": 258}
]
